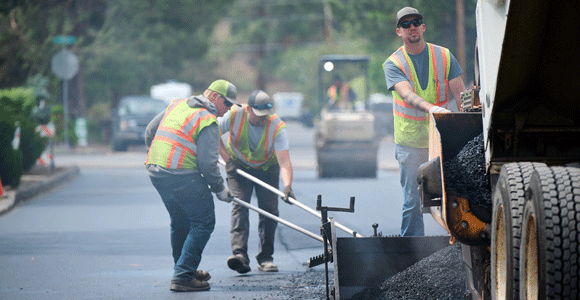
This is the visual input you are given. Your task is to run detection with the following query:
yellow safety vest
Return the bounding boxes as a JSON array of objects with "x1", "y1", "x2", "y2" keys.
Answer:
[
  {"x1": 385, "y1": 43, "x2": 451, "y2": 148},
  {"x1": 226, "y1": 105, "x2": 286, "y2": 171},
  {"x1": 146, "y1": 98, "x2": 218, "y2": 169}
]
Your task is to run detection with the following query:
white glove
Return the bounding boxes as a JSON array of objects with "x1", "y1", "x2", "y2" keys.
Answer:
[
  {"x1": 216, "y1": 187, "x2": 233, "y2": 203},
  {"x1": 429, "y1": 106, "x2": 451, "y2": 114}
]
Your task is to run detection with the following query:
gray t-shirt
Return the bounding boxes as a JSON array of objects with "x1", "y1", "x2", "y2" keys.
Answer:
[
  {"x1": 219, "y1": 110, "x2": 289, "y2": 152},
  {"x1": 384, "y1": 43, "x2": 463, "y2": 92}
]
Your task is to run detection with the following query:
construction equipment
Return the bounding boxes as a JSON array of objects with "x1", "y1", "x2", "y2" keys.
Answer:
[
  {"x1": 218, "y1": 159, "x2": 363, "y2": 237},
  {"x1": 308, "y1": 195, "x2": 450, "y2": 300},
  {"x1": 418, "y1": 1, "x2": 580, "y2": 299},
  {"x1": 315, "y1": 55, "x2": 379, "y2": 178}
]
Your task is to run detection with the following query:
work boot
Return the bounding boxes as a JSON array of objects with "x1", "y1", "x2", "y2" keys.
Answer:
[
  {"x1": 257, "y1": 261, "x2": 278, "y2": 272},
  {"x1": 195, "y1": 270, "x2": 211, "y2": 281},
  {"x1": 227, "y1": 254, "x2": 251, "y2": 274},
  {"x1": 170, "y1": 278, "x2": 210, "y2": 292}
]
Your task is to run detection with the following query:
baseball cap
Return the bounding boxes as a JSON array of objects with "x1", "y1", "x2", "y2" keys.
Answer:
[
  {"x1": 396, "y1": 7, "x2": 423, "y2": 27},
  {"x1": 207, "y1": 79, "x2": 240, "y2": 106},
  {"x1": 247, "y1": 90, "x2": 274, "y2": 117}
]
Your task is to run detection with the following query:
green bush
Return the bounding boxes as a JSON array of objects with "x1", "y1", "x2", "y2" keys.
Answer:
[
  {"x1": 0, "y1": 87, "x2": 47, "y2": 188},
  {"x1": 51, "y1": 104, "x2": 78, "y2": 147}
]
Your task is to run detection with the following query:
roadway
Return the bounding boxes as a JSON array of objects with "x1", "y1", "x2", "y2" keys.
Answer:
[{"x1": 0, "y1": 121, "x2": 447, "y2": 299}]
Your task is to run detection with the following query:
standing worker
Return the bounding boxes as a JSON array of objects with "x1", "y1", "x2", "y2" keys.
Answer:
[
  {"x1": 145, "y1": 79, "x2": 240, "y2": 292},
  {"x1": 219, "y1": 90, "x2": 296, "y2": 273},
  {"x1": 383, "y1": 7, "x2": 466, "y2": 236}
]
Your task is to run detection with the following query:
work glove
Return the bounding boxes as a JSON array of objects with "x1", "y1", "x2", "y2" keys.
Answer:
[
  {"x1": 216, "y1": 187, "x2": 233, "y2": 203},
  {"x1": 225, "y1": 158, "x2": 238, "y2": 174},
  {"x1": 282, "y1": 186, "x2": 295, "y2": 205},
  {"x1": 429, "y1": 106, "x2": 451, "y2": 114}
]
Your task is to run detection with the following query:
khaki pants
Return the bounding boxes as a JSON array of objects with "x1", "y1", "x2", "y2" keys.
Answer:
[{"x1": 226, "y1": 161, "x2": 280, "y2": 264}]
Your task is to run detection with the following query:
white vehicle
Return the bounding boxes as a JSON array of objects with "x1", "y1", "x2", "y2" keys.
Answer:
[
  {"x1": 272, "y1": 92, "x2": 303, "y2": 121},
  {"x1": 150, "y1": 81, "x2": 192, "y2": 104}
]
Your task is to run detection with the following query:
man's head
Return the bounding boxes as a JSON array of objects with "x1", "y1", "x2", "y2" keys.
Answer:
[
  {"x1": 206, "y1": 79, "x2": 239, "y2": 117},
  {"x1": 247, "y1": 90, "x2": 274, "y2": 126},
  {"x1": 395, "y1": 7, "x2": 425, "y2": 44}
]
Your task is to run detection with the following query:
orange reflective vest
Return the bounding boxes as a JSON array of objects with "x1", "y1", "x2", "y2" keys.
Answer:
[
  {"x1": 226, "y1": 105, "x2": 286, "y2": 171},
  {"x1": 385, "y1": 43, "x2": 451, "y2": 148},
  {"x1": 146, "y1": 98, "x2": 218, "y2": 169}
]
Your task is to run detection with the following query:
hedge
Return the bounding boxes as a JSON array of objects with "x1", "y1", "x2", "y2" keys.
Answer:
[{"x1": 0, "y1": 88, "x2": 47, "y2": 189}]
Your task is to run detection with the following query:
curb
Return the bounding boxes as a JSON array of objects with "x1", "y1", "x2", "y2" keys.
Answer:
[{"x1": 0, "y1": 165, "x2": 80, "y2": 216}]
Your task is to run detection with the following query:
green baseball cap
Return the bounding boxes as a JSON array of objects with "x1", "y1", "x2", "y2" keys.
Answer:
[{"x1": 207, "y1": 79, "x2": 239, "y2": 106}]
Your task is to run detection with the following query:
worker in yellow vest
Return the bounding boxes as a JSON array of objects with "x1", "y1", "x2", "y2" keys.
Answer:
[
  {"x1": 145, "y1": 79, "x2": 240, "y2": 292},
  {"x1": 326, "y1": 75, "x2": 357, "y2": 111},
  {"x1": 383, "y1": 7, "x2": 466, "y2": 236},
  {"x1": 218, "y1": 90, "x2": 295, "y2": 274}
]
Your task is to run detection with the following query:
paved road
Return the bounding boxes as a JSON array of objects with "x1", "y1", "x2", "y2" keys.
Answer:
[{"x1": 0, "y1": 121, "x2": 447, "y2": 299}]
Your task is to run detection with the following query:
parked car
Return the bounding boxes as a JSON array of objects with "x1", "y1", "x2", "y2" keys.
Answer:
[{"x1": 112, "y1": 95, "x2": 167, "y2": 151}]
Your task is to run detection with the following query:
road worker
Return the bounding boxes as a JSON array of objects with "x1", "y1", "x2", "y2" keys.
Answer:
[
  {"x1": 383, "y1": 7, "x2": 466, "y2": 236},
  {"x1": 144, "y1": 79, "x2": 240, "y2": 292},
  {"x1": 326, "y1": 75, "x2": 357, "y2": 111},
  {"x1": 219, "y1": 90, "x2": 296, "y2": 273}
]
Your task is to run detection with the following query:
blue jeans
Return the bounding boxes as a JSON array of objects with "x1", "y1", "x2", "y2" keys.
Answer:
[
  {"x1": 395, "y1": 144, "x2": 428, "y2": 236},
  {"x1": 149, "y1": 172, "x2": 215, "y2": 280}
]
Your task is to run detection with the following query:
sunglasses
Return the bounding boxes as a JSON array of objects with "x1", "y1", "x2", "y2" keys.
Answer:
[
  {"x1": 399, "y1": 19, "x2": 423, "y2": 29},
  {"x1": 252, "y1": 102, "x2": 273, "y2": 110},
  {"x1": 221, "y1": 95, "x2": 233, "y2": 107}
]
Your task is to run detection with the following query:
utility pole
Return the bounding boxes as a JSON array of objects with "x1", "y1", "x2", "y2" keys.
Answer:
[
  {"x1": 256, "y1": 0, "x2": 267, "y2": 91},
  {"x1": 456, "y1": 0, "x2": 466, "y2": 73},
  {"x1": 323, "y1": 0, "x2": 332, "y2": 43}
]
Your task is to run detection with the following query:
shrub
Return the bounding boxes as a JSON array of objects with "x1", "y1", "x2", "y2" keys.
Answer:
[{"x1": 0, "y1": 87, "x2": 47, "y2": 188}]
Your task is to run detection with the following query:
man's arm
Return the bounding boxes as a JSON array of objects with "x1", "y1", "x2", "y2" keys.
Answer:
[
  {"x1": 145, "y1": 111, "x2": 165, "y2": 148},
  {"x1": 449, "y1": 75, "x2": 466, "y2": 111},
  {"x1": 276, "y1": 149, "x2": 293, "y2": 188},
  {"x1": 196, "y1": 123, "x2": 226, "y2": 194},
  {"x1": 392, "y1": 81, "x2": 433, "y2": 113}
]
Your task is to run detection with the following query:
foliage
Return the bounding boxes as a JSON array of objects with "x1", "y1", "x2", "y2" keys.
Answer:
[
  {"x1": 0, "y1": 87, "x2": 47, "y2": 188},
  {"x1": 50, "y1": 104, "x2": 78, "y2": 147}
]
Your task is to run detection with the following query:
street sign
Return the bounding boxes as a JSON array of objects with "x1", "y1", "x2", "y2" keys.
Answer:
[
  {"x1": 53, "y1": 35, "x2": 76, "y2": 45},
  {"x1": 51, "y1": 49, "x2": 79, "y2": 80}
]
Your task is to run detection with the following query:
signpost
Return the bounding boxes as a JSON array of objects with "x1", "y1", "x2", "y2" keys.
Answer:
[{"x1": 50, "y1": 36, "x2": 78, "y2": 148}]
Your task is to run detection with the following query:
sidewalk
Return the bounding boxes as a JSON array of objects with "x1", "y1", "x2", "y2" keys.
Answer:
[{"x1": 0, "y1": 165, "x2": 80, "y2": 216}]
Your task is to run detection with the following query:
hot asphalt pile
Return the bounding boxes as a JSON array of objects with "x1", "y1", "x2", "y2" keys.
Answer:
[
  {"x1": 443, "y1": 133, "x2": 491, "y2": 212},
  {"x1": 350, "y1": 243, "x2": 466, "y2": 300}
]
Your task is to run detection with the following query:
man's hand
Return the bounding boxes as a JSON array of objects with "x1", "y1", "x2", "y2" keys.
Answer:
[
  {"x1": 216, "y1": 187, "x2": 233, "y2": 203},
  {"x1": 282, "y1": 186, "x2": 295, "y2": 204},
  {"x1": 225, "y1": 158, "x2": 238, "y2": 174},
  {"x1": 429, "y1": 106, "x2": 451, "y2": 114}
]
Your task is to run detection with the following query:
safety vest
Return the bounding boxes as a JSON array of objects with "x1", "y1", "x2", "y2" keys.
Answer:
[
  {"x1": 146, "y1": 98, "x2": 218, "y2": 169},
  {"x1": 385, "y1": 43, "x2": 451, "y2": 148},
  {"x1": 328, "y1": 84, "x2": 351, "y2": 104},
  {"x1": 226, "y1": 105, "x2": 286, "y2": 171}
]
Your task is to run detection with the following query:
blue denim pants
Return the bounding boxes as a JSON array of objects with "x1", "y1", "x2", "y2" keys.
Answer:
[
  {"x1": 149, "y1": 172, "x2": 215, "y2": 281},
  {"x1": 395, "y1": 144, "x2": 428, "y2": 236}
]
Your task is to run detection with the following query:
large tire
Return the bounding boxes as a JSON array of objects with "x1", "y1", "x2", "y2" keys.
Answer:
[
  {"x1": 520, "y1": 166, "x2": 580, "y2": 300},
  {"x1": 491, "y1": 163, "x2": 546, "y2": 300}
]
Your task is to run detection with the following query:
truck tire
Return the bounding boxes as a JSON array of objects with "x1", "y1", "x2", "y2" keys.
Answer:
[
  {"x1": 491, "y1": 162, "x2": 546, "y2": 300},
  {"x1": 520, "y1": 166, "x2": 580, "y2": 300}
]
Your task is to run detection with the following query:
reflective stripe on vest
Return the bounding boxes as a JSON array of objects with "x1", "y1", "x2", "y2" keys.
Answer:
[
  {"x1": 384, "y1": 43, "x2": 451, "y2": 148},
  {"x1": 227, "y1": 105, "x2": 285, "y2": 170},
  {"x1": 145, "y1": 98, "x2": 217, "y2": 169}
]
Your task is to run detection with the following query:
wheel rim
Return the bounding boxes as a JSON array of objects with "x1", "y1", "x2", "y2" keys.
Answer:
[
  {"x1": 494, "y1": 204, "x2": 507, "y2": 299},
  {"x1": 523, "y1": 214, "x2": 539, "y2": 300}
]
